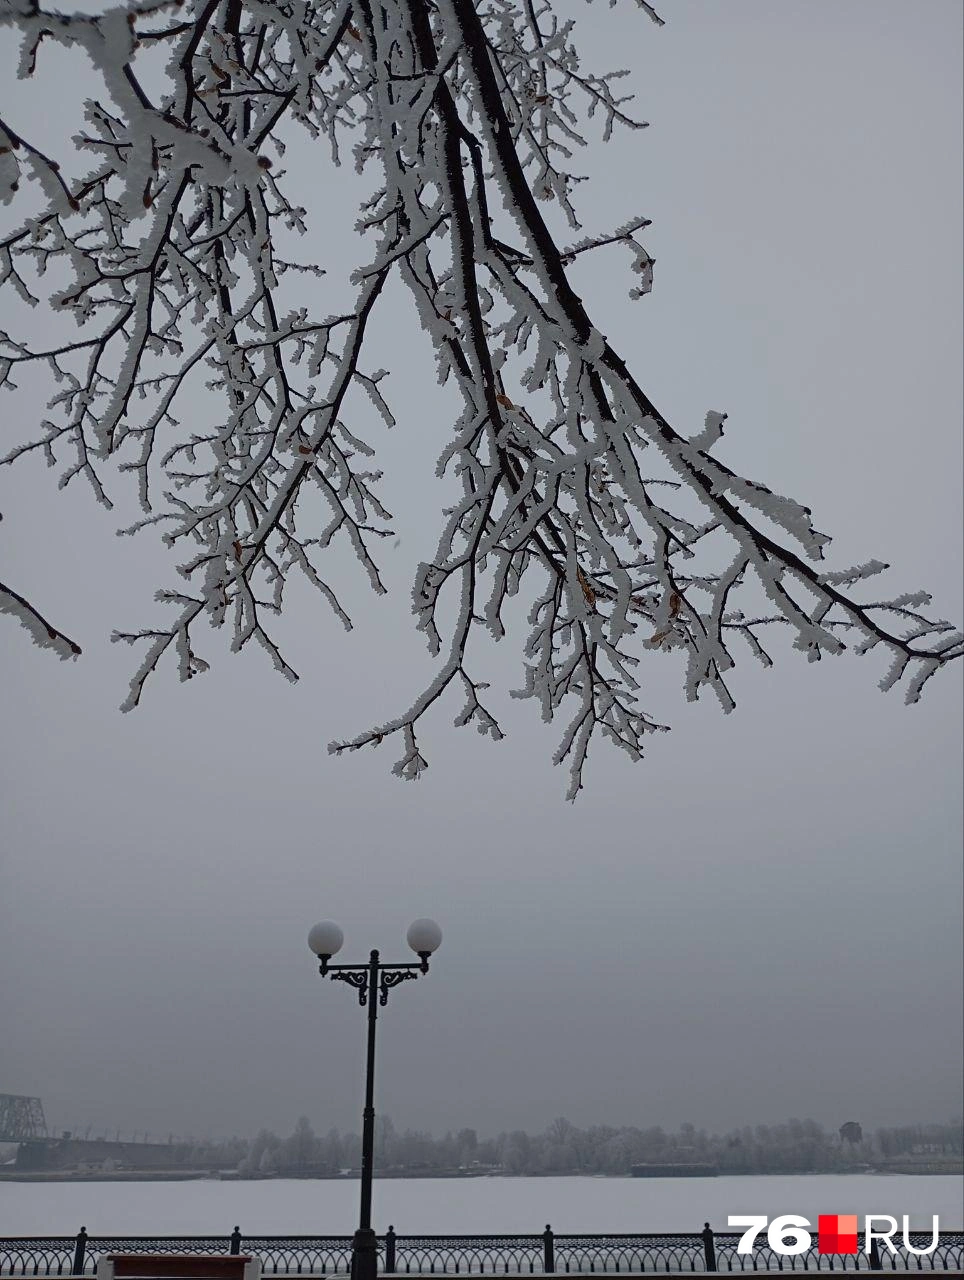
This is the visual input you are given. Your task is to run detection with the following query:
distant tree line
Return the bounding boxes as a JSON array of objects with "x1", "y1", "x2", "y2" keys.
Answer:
[{"x1": 166, "y1": 1116, "x2": 964, "y2": 1177}]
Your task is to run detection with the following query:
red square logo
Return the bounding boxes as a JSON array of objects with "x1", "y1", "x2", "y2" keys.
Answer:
[{"x1": 818, "y1": 1214, "x2": 859, "y2": 1254}]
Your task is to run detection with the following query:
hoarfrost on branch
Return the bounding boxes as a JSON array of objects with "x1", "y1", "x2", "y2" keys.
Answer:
[{"x1": 0, "y1": 0, "x2": 959, "y2": 796}]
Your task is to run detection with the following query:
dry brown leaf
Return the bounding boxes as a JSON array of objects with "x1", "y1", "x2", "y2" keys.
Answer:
[
  {"x1": 495, "y1": 393, "x2": 514, "y2": 409},
  {"x1": 577, "y1": 567, "x2": 596, "y2": 608},
  {"x1": 347, "y1": 24, "x2": 362, "y2": 39},
  {"x1": 649, "y1": 629, "x2": 669, "y2": 646},
  {"x1": 297, "y1": 444, "x2": 312, "y2": 455},
  {"x1": 669, "y1": 591, "x2": 682, "y2": 617}
]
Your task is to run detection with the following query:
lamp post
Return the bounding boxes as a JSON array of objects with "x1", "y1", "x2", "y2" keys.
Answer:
[{"x1": 308, "y1": 918, "x2": 442, "y2": 1280}]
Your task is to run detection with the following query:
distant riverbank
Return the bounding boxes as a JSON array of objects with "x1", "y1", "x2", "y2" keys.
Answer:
[
  {"x1": 2, "y1": 1161, "x2": 961, "y2": 1184},
  {"x1": 0, "y1": 1170, "x2": 213, "y2": 1183}
]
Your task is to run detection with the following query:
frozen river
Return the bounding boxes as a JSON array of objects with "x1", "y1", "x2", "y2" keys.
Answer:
[{"x1": 1, "y1": 1173, "x2": 961, "y2": 1237}]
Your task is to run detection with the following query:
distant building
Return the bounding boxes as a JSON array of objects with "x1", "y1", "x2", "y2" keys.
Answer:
[{"x1": 16, "y1": 1137, "x2": 199, "y2": 1173}]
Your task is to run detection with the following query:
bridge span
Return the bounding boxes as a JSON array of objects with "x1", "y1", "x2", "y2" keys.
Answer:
[{"x1": 0, "y1": 1093, "x2": 48, "y2": 1143}]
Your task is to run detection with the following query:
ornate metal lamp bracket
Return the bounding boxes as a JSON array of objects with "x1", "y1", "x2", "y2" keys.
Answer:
[
  {"x1": 379, "y1": 968, "x2": 419, "y2": 1006},
  {"x1": 329, "y1": 969, "x2": 371, "y2": 1005}
]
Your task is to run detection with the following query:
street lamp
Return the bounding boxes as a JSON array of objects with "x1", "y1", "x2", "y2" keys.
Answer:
[{"x1": 308, "y1": 918, "x2": 442, "y2": 1280}]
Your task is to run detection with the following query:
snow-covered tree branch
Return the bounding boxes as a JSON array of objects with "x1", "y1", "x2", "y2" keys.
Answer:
[
  {"x1": 0, "y1": 574, "x2": 82, "y2": 659},
  {"x1": 0, "y1": 0, "x2": 959, "y2": 795}
]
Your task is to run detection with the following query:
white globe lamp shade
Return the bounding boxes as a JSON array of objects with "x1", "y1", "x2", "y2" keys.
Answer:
[
  {"x1": 407, "y1": 918, "x2": 442, "y2": 956},
  {"x1": 308, "y1": 921, "x2": 344, "y2": 959}
]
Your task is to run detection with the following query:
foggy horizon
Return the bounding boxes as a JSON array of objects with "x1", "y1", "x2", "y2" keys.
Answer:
[
  {"x1": 18, "y1": 1109, "x2": 964, "y2": 1152},
  {"x1": 2, "y1": 0, "x2": 961, "y2": 1156}
]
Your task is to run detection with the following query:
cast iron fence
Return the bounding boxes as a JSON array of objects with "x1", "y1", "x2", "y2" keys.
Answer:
[{"x1": 1, "y1": 1225, "x2": 962, "y2": 1275}]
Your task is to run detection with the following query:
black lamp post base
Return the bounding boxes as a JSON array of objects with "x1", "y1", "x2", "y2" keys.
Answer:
[{"x1": 350, "y1": 1226, "x2": 379, "y2": 1280}]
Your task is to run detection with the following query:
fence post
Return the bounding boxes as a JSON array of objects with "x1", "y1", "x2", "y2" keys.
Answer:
[
  {"x1": 230, "y1": 1226, "x2": 242, "y2": 1256},
  {"x1": 701, "y1": 1222, "x2": 716, "y2": 1272},
  {"x1": 867, "y1": 1232, "x2": 882, "y2": 1270},
  {"x1": 72, "y1": 1226, "x2": 88, "y2": 1276},
  {"x1": 543, "y1": 1224, "x2": 555, "y2": 1273},
  {"x1": 385, "y1": 1224, "x2": 396, "y2": 1274}
]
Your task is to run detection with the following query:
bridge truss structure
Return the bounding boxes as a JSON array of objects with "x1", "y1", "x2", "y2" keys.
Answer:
[{"x1": 0, "y1": 1093, "x2": 48, "y2": 1142}]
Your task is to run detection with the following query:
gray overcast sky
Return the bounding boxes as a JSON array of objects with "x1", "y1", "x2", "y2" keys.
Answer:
[{"x1": 1, "y1": 0, "x2": 961, "y2": 1144}]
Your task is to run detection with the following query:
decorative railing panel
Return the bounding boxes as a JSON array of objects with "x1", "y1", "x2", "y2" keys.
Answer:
[
  {"x1": 554, "y1": 1232, "x2": 707, "y2": 1273},
  {"x1": 240, "y1": 1236, "x2": 356, "y2": 1275},
  {"x1": 392, "y1": 1234, "x2": 544, "y2": 1274},
  {"x1": 0, "y1": 1238, "x2": 75, "y2": 1278},
  {"x1": 1, "y1": 1227, "x2": 961, "y2": 1275}
]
